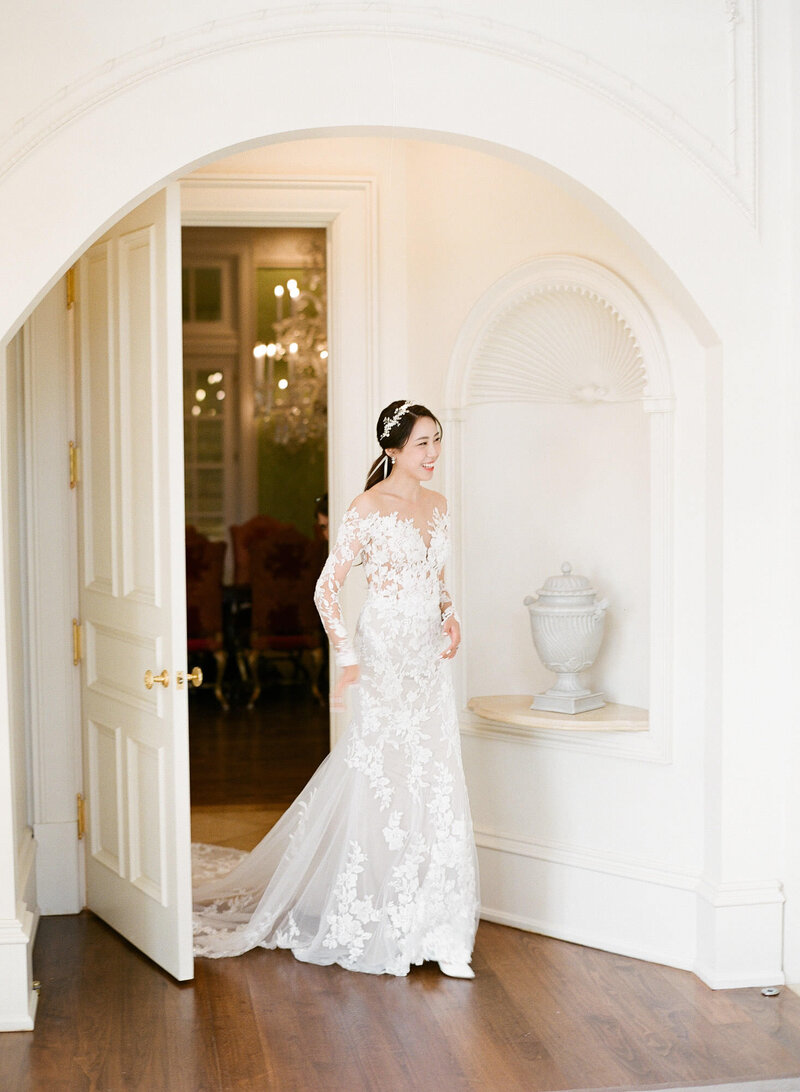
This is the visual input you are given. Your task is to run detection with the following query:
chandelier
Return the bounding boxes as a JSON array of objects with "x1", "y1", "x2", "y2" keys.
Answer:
[{"x1": 252, "y1": 259, "x2": 327, "y2": 447}]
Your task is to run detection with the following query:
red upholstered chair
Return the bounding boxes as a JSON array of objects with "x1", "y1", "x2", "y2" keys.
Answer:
[
  {"x1": 230, "y1": 514, "x2": 289, "y2": 586},
  {"x1": 185, "y1": 526, "x2": 228, "y2": 710},
  {"x1": 247, "y1": 524, "x2": 326, "y2": 708}
]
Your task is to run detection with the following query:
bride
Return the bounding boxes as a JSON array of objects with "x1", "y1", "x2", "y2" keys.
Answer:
[{"x1": 192, "y1": 400, "x2": 479, "y2": 978}]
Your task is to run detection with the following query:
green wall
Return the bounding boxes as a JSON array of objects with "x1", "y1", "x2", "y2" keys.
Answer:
[
  {"x1": 255, "y1": 266, "x2": 326, "y2": 537},
  {"x1": 257, "y1": 431, "x2": 326, "y2": 538}
]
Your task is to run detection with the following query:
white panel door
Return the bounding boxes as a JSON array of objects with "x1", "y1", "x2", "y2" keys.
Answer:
[{"x1": 76, "y1": 187, "x2": 193, "y2": 980}]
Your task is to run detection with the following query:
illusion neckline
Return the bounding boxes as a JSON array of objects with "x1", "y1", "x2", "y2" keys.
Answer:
[{"x1": 373, "y1": 507, "x2": 446, "y2": 552}]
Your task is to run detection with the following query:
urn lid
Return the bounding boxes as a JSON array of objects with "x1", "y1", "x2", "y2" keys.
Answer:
[{"x1": 537, "y1": 562, "x2": 597, "y2": 599}]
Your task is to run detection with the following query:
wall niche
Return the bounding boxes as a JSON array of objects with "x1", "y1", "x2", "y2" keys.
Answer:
[{"x1": 448, "y1": 257, "x2": 673, "y2": 742}]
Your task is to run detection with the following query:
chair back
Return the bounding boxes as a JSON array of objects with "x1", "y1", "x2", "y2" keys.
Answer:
[
  {"x1": 230, "y1": 514, "x2": 289, "y2": 585},
  {"x1": 186, "y1": 526, "x2": 226, "y2": 638},
  {"x1": 250, "y1": 525, "x2": 322, "y2": 641}
]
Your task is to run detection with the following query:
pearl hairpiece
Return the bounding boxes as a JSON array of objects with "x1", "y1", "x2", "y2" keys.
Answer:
[{"x1": 380, "y1": 400, "x2": 413, "y2": 441}]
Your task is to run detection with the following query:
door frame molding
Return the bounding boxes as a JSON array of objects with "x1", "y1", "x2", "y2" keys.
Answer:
[{"x1": 181, "y1": 174, "x2": 379, "y2": 743}]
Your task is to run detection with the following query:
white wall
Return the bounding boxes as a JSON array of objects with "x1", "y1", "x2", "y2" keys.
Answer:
[
  {"x1": 463, "y1": 400, "x2": 651, "y2": 707},
  {"x1": 0, "y1": 0, "x2": 797, "y2": 1026}
]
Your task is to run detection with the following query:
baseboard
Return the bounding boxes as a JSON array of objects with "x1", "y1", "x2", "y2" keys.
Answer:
[
  {"x1": 692, "y1": 961, "x2": 785, "y2": 991},
  {"x1": 474, "y1": 828, "x2": 785, "y2": 990},
  {"x1": 695, "y1": 879, "x2": 785, "y2": 989},
  {"x1": 0, "y1": 898, "x2": 38, "y2": 1031},
  {"x1": 0, "y1": 986, "x2": 37, "y2": 1032},
  {"x1": 478, "y1": 904, "x2": 696, "y2": 974}
]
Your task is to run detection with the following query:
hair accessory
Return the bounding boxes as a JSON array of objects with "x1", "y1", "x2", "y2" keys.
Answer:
[{"x1": 380, "y1": 400, "x2": 413, "y2": 441}]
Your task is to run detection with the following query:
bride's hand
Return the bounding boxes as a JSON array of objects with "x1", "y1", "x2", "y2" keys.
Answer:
[
  {"x1": 442, "y1": 617, "x2": 461, "y2": 659},
  {"x1": 331, "y1": 664, "x2": 360, "y2": 709}
]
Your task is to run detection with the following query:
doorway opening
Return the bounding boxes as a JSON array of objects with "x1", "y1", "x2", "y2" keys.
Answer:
[{"x1": 181, "y1": 226, "x2": 331, "y2": 854}]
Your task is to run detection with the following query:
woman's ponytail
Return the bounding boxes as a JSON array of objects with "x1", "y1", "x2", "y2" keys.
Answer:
[{"x1": 365, "y1": 451, "x2": 390, "y2": 490}]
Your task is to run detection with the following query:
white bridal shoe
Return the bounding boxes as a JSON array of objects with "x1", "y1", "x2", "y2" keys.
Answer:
[{"x1": 438, "y1": 962, "x2": 475, "y2": 979}]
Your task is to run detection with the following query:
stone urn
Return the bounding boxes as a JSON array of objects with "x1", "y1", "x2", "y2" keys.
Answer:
[{"x1": 523, "y1": 563, "x2": 609, "y2": 714}]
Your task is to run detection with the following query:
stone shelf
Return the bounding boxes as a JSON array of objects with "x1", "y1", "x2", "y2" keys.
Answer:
[{"x1": 467, "y1": 695, "x2": 649, "y2": 733}]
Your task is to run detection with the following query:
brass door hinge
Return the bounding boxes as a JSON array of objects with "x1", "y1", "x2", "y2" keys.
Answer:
[
  {"x1": 76, "y1": 793, "x2": 86, "y2": 840},
  {"x1": 72, "y1": 618, "x2": 82, "y2": 666},
  {"x1": 66, "y1": 267, "x2": 76, "y2": 310},
  {"x1": 69, "y1": 441, "x2": 79, "y2": 489}
]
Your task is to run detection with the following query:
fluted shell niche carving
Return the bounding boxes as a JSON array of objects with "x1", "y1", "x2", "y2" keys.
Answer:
[{"x1": 467, "y1": 286, "x2": 647, "y2": 406}]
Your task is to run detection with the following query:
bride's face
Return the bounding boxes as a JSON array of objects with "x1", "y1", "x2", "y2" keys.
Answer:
[{"x1": 389, "y1": 416, "x2": 442, "y2": 482}]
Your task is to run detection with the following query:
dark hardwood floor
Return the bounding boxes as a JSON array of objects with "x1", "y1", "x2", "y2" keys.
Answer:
[
  {"x1": 189, "y1": 687, "x2": 330, "y2": 809},
  {"x1": 188, "y1": 686, "x2": 331, "y2": 850},
  {"x1": 6, "y1": 686, "x2": 800, "y2": 1091},
  {"x1": 5, "y1": 914, "x2": 800, "y2": 1091}
]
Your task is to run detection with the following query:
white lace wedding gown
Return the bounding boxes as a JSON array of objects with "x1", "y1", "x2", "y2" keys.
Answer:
[{"x1": 192, "y1": 496, "x2": 479, "y2": 976}]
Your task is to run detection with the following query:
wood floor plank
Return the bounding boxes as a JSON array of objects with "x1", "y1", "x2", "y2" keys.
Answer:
[
  {"x1": 575, "y1": 945, "x2": 723, "y2": 1085},
  {"x1": 356, "y1": 967, "x2": 471, "y2": 1090},
  {"x1": 421, "y1": 944, "x2": 571, "y2": 1091},
  {"x1": 585, "y1": 953, "x2": 780, "y2": 1085},
  {"x1": 319, "y1": 972, "x2": 422, "y2": 1090},
  {"x1": 491, "y1": 925, "x2": 642, "y2": 1089},
  {"x1": 161, "y1": 977, "x2": 223, "y2": 1091},
  {"x1": 469, "y1": 926, "x2": 576, "y2": 1070},
  {"x1": 247, "y1": 948, "x2": 373, "y2": 1091},
  {"x1": 198, "y1": 958, "x2": 274, "y2": 1089},
  {"x1": 189, "y1": 690, "x2": 329, "y2": 810},
  {"x1": 642, "y1": 959, "x2": 748, "y2": 1028}
]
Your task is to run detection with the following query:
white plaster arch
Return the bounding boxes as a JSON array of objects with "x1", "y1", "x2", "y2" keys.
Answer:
[
  {"x1": 0, "y1": 10, "x2": 746, "y2": 348},
  {"x1": 0, "y1": 4, "x2": 756, "y2": 213}
]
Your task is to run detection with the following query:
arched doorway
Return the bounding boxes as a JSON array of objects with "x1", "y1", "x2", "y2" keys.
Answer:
[{"x1": 13, "y1": 128, "x2": 727, "y2": 982}]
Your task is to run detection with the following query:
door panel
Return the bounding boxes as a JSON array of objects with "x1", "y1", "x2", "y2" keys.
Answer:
[{"x1": 76, "y1": 186, "x2": 193, "y2": 980}]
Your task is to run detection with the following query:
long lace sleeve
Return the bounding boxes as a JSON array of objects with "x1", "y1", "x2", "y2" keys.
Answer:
[
  {"x1": 314, "y1": 505, "x2": 367, "y2": 667},
  {"x1": 439, "y1": 569, "x2": 460, "y2": 626},
  {"x1": 437, "y1": 501, "x2": 460, "y2": 626}
]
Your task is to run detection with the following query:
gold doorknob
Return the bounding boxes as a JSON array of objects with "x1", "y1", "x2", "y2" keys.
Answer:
[
  {"x1": 144, "y1": 669, "x2": 169, "y2": 690},
  {"x1": 177, "y1": 667, "x2": 203, "y2": 689}
]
